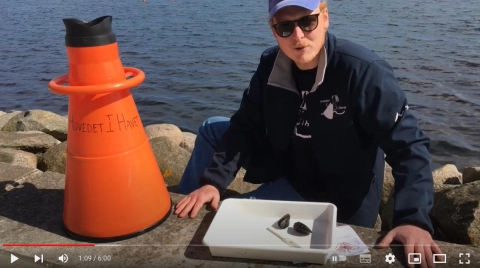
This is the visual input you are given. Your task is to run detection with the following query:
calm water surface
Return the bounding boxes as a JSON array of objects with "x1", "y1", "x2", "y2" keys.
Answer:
[{"x1": 0, "y1": 0, "x2": 479, "y2": 169}]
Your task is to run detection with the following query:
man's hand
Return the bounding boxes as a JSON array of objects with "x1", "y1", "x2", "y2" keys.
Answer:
[
  {"x1": 376, "y1": 224, "x2": 442, "y2": 268},
  {"x1": 173, "y1": 185, "x2": 220, "y2": 218}
]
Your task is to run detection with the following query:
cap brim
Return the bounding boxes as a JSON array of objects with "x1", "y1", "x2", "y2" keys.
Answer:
[{"x1": 269, "y1": 0, "x2": 320, "y2": 20}]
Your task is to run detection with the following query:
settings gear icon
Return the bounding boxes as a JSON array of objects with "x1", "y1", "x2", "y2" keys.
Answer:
[{"x1": 385, "y1": 253, "x2": 396, "y2": 264}]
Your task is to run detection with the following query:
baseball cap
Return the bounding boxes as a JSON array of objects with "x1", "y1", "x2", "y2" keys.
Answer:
[{"x1": 269, "y1": 0, "x2": 322, "y2": 20}]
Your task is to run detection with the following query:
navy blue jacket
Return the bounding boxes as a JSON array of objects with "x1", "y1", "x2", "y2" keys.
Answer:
[{"x1": 200, "y1": 32, "x2": 434, "y2": 233}]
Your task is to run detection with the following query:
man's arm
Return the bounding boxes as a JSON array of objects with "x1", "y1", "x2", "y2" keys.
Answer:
[
  {"x1": 353, "y1": 60, "x2": 434, "y2": 234},
  {"x1": 198, "y1": 59, "x2": 266, "y2": 195}
]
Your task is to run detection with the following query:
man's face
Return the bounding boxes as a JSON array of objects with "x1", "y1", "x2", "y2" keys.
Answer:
[{"x1": 271, "y1": 5, "x2": 329, "y2": 70}]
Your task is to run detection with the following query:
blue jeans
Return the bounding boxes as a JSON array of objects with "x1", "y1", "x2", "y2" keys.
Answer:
[{"x1": 178, "y1": 116, "x2": 304, "y2": 201}]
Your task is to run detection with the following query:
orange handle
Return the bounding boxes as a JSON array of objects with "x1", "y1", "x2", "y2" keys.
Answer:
[{"x1": 48, "y1": 67, "x2": 145, "y2": 95}]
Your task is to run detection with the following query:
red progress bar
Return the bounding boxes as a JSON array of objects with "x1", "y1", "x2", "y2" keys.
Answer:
[{"x1": 2, "y1": 244, "x2": 95, "y2": 247}]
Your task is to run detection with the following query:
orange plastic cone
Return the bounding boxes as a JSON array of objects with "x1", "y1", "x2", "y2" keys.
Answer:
[{"x1": 48, "y1": 16, "x2": 171, "y2": 242}]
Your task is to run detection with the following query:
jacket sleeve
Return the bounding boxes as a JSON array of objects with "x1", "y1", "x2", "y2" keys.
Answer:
[
  {"x1": 353, "y1": 60, "x2": 434, "y2": 234},
  {"x1": 198, "y1": 57, "x2": 266, "y2": 194}
]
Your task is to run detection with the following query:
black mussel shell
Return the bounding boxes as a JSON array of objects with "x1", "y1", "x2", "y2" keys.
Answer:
[
  {"x1": 293, "y1": 222, "x2": 312, "y2": 235},
  {"x1": 277, "y1": 214, "x2": 290, "y2": 229}
]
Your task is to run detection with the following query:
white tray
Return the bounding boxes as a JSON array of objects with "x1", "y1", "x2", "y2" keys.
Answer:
[{"x1": 202, "y1": 199, "x2": 337, "y2": 264}]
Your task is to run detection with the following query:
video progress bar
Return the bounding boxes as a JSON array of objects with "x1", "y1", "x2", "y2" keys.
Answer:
[{"x1": 2, "y1": 244, "x2": 96, "y2": 247}]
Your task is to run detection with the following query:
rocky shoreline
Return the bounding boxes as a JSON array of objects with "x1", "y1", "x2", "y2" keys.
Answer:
[{"x1": 1, "y1": 109, "x2": 479, "y2": 247}]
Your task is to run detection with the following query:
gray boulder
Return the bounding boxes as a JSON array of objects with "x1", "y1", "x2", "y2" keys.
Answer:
[
  {"x1": 146, "y1": 124, "x2": 183, "y2": 146},
  {"x1": 0, "y1": 111, "x2": 24, "y2": 131},
  {"x1": 0, "y1": 131, "x2": 60, "y2": 153},
  {"x1": 0, "y1": 148, "x2": 37, "y2": 168},
  {"x1": 463, "y1": 167, "x2": 480, "y2": 184},
  {"x1": 38, "y1": 141, "x2": 67, "y2": 174},
  {"x1": 227, "y1": 168, "x2": 260, "y2": 194},
  {"x1": 431, "y1": 181, "x2": 480, "y2": 246},
  {"x1": 180, "y1": 132, "x2": 196, "y2": 153},
  {"x1": 433, "y1": 164, "x2": 462, "y2": 185},
  {"x1": 150, "y1": 136, "x2": 191, "y2": 187},
  {"x1": 380, "y1": 163, "x2": 394, "y2": 212},
  {"x1": 0, "y1": 111, "x2": 23, "y2": 130},
  {"x1": 0, "y1": 162, "x2": 43, "y2": 190},
  {"x1": 2, "y1": 110, "x2": 68, "y2": 141}
]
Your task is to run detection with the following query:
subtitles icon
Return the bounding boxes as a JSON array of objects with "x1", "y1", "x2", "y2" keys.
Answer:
[
  {"x1": 433, "y1": 254, "x2": 447, "y2": 263},
  {"x1": 58, "y1": 254, "x2": 69, "y2": 263},
  {"x1": 360, "y1": 254, "x2": 371, "y2": 263},
  {"x1": 408, "y1": 253, "x2": 421, "y2": 265}
]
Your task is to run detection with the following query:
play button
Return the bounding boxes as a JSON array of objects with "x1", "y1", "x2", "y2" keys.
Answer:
[{"x1": 11, "y1": 254, "x2": 18, "y2": 263}]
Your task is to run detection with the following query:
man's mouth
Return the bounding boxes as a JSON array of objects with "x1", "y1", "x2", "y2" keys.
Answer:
[{"x1": 294, "y1": 41, "x2": 309, "y2": 50}]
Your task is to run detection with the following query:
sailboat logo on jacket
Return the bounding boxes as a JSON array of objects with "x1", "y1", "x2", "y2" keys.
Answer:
[{"x1": 321, "y1": 95, "x2": 346, "y2": 119}]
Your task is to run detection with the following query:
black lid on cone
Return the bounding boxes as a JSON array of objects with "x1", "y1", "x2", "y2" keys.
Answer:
[{"x1": 63, "y1": 16, "x2": 116, "y2": 47}]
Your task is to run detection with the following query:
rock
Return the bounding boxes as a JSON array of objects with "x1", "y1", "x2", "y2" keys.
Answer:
[
  {"x1": 150, "y1": 136, "x2": 260, "y2": 195},
  {"x1": 380, "y1": 162, "x2": 394, "y2": 212},
  {"x1": 15, "y1": 110, "x2": 68, "y2": 141},
  {"x1": 379, "y1": 162, "x2": 395, "y2": 230},
  {"x1": 0, "y1": 148, "x2": 37, "y2": 169},
  {"x1": 0, "y1": 131, "x2": 60, "y2": 153},
  {"x1": 463, "y1": 167, "x2": 480, "y2": 184},
  {"x1": 433, "y1": 164, "x2": 462, "y2": 185},
  {"x1": 3, "y1": 107, "x2": 480, "y2": 249},
  {"x1": 431, "y1": 181, "x2": 480, "y2": 246},
  {"x1": 180, "y1": 132, "x2": 196, "y2": 153},
  {"x1": 374, "y1": 214, "x2": 382, "y2": 231},
  {"x1": 0, "y1": 162, "x2": 43, "y2": 186},
  {"x1": 150, "y1": 136, "x2": 191, "y2": 186},
  {"x1": 381, "y1": 163, "x2": 464, "y2": 231},
  {"x1": 40, "y1": 171, "x2": 65, "y2": 181},
  {"x1": 227, "y1": 168, "x2": 260, "y2": 194},
  {"x1": 0, "y1": 111, "x2": 23, "y2": 131},
  {"x1": 37, "y1": 141, "x2": 67, "y2": 174},
  {"x1": 380, "y1": 193, "x2": 394, "y2": 231},
  {"x1": 145, "y1": 124, "x2": 183, "y2": 146}
]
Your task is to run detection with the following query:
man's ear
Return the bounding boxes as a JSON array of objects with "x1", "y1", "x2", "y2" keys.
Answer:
[{"x1": 323, "y1": 8, "x2": 330, "y2": 29}]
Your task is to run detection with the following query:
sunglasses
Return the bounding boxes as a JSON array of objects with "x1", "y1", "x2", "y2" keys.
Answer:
[{"x1": 272, "y1": 14, "x2": 320, "y2": 38}]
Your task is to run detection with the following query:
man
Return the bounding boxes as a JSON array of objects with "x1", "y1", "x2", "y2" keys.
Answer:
[{"x1": 174, "y1": 0, "x2": 442, "y2": 267}]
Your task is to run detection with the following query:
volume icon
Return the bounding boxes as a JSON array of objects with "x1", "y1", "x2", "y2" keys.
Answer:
[{"x1": 58, "y1": 254, "x2": 68, "y2": 263}]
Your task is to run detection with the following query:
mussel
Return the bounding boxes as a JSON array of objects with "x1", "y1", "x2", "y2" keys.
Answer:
[
  {"x1": 277, "y1": 214, "x2": 290, "y2": 229},
  {"x1": 293, "y1": 222, "x2": 312, "y2": 235}
]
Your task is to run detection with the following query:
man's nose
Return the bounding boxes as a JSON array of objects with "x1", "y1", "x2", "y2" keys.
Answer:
[{"x1": 291, "y1": 25, "x2": 304, "y2": 41}]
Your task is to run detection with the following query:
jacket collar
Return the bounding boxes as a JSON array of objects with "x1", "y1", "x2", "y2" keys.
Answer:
[{"x1": 267, "y1": 33, "x2": 329, "y2": 94}]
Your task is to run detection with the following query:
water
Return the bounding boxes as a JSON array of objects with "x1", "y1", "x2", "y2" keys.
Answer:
[{"x1": 0, "y1": 0, "x2": 479, "y2": 169}]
